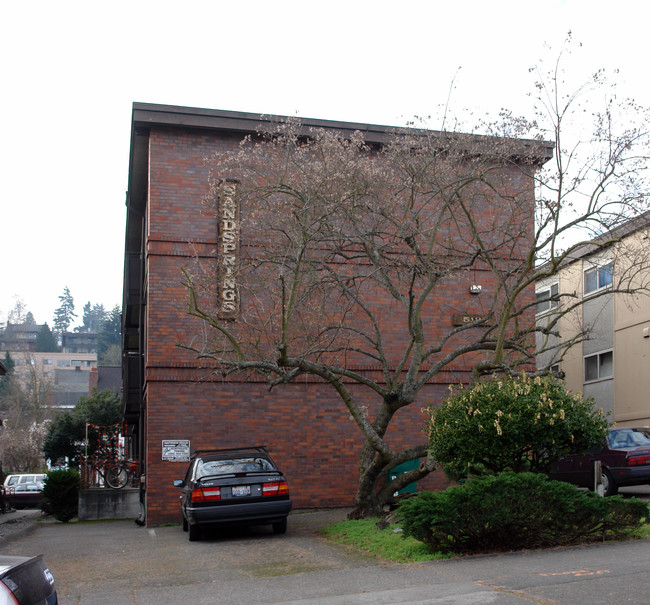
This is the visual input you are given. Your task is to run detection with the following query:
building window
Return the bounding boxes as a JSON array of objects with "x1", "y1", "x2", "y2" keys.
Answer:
[
  {"x1": 536, "y1": 283, "x2": 559, "y2": 314},
  {"x1": 43, "y1": 359, "x2": 52, "y2": 365},
  {"x1": 584, "y1": 350, "x2": 613, "y2": 382},
  {"x1": 584, "y1": 262, "x2": 613, "y2": 295}
]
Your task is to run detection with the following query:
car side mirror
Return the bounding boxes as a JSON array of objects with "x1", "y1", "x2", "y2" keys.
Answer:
[{"x1": 173, "y1": 480, "x2": 185, "y2": 488}]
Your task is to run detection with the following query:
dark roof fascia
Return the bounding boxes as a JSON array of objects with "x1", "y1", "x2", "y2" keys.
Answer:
[
  {"x1": 131, "y1": 102, "x2": 555, "y2": 164},
  {"x1": 132, "y1": 103, "x2": 395, "y2": 146}
]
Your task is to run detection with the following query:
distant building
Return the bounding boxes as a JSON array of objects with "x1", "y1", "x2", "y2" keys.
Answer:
[
  {"x1": 0, "y1": 323, "x2": 42, "y2": 352},
  {"x1": 0, "y1": 323, "x2": 98, "y2": 355},
  {"x1": 89, "y1": 366, "x2": 122, "y2": 395},
  {"x1": 0, "y1": 351, "x2": 98, "y2": 409},
  {"x1": 62, "y1": 331, "x2": 98, "y2": 354},
  {"x1": 536, "y1": 211, "x2": 650, "y2": 425}
]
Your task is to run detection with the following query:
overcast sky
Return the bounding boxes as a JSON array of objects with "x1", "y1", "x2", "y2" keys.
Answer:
[{"x1": 1, "y1": 0, "x2": 648, "y2": 328}]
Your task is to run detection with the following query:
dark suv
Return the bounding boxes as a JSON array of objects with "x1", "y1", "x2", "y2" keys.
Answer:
[{"x1": 173, "y1": 446, "x2": 292, "y2": 541}]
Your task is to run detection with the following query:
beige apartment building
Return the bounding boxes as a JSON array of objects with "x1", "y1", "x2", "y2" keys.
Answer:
[
  {"x1": 536, "y1": 212, "x2": 650, "y2": 426},
  {"x1": 1, "y1": 351, "x2": 97, "y2": 408}
]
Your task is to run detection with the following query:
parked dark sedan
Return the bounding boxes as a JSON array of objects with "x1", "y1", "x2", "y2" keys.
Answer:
[
  {"x1": 549, "y1": 427, "x2": 650, "y2": 496},
  {"x1": 6, "y1": 483, "x2": 43, "y2": 510},
  {"x1": 174, "y1": 446, "x2": 292, "y2": 541},
  {"x1": 0, "y1": 555, "x2": 57, "y2": 604}
]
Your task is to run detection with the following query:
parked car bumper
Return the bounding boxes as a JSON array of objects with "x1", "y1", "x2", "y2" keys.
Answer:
[
  {"x1": 608, "y1": 465, "x2": 650, "y2": 486},
  {"x1": 186, "y1": 498, "x2": 292, "y2": 527}
]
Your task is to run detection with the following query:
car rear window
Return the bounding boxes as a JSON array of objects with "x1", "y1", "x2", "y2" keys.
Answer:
[
  {"x1": 196, "y1": 457, "x2": 275, "y2": 478},
  {"x1": 608, "y1": 429, "x2": 650, "y2": 448}
]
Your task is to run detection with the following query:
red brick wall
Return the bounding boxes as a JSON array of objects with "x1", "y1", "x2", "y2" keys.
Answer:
[
  {"x1": 141, "y1": 126, "x2": 535, "y2": 525},
  {"x1": 144, "y1": 378, "x2": 455, "y2": 523}
]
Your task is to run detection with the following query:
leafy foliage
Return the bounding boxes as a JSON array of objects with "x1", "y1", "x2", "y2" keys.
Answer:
[
  {"x1": 41, "y1": 469, "x2": 80, "y2": 522},
  {"x1": 43, "y1": 389, "x2": 122, "y2": 468},
  {"x1": 396, "y1": 473, "x2": 649, "y2": 554},
  {"x1": 427, "y1": 374, "x2": 608, "y2": 481}
]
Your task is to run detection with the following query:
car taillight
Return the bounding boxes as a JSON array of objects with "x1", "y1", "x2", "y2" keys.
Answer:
[
  {"x1": 0, "y1": 581, "x2": 19, "y2": 604},
  {"x1": 262, "y1": 480, "x2": 289, "y2": 496},
  {"x1": 191, "y1": 487, "x2": 221, "y2": 502},
  {"x1": 627, "y1": 455, "x2": 650, "y2": 466}
]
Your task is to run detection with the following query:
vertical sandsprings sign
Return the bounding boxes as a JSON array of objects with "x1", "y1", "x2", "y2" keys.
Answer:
[{"x1": 217, "y1": 180, "x2": 240, "y2": 319}]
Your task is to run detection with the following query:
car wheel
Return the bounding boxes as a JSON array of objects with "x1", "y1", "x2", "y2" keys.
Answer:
[
  {"x1": 602, "y1": 469, "x2": 618, "y2": 497},
  {"x1": 188, "y1": 523, "x2": 201, "y2": 541},
  {"x1": 182, "y1": 514, "x2": 188, "y2": 532},
  {"x1": 272, "y1": 518, "x2": 287, "y2": 535}
]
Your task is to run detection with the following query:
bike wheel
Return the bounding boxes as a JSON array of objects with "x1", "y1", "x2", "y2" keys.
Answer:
[{"x1": 105, "y1": 465, "x2": 129, "y2": 489}]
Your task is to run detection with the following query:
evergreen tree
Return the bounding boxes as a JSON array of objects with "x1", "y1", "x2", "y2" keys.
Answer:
[
  {"x1": 79, "y1": 302, "x2": 107, "y2": 333},
  {"x1": 53, "y1": 287, "x2": 77, "y2": 335},
  {"x1": 0, "y1": 352, "x2": 15, "y2": 395},
  {"x1": 98, "y1": 305, "x2": 121, "y2": 361},
  {"x1": 34, "y1": 323, "x2": 59, "y2": 352}
]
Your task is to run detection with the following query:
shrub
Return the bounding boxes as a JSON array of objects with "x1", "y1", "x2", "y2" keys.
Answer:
[
  {"x1": 427, "y1": 374, "x2": 608, "y2": 481},
  {"x1": 41, "y1": 469, "x2": 80, "y2": 522},
  {"x1": 43, "y1": 389, "x2": 122, "y2": 468},
  {"x1": 396, "y1": 472, "x2": 649, "y2": 554}
]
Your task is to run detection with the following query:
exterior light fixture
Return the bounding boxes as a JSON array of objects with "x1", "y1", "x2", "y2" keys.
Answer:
[{"x1": 469, "y1": 285, "x2": 482, "y2": 295}]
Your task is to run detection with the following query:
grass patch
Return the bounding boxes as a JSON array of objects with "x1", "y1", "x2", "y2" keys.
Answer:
[
  {"x1": 320, "y1": 518, "x2": 449, "y2": 563},
  {"x1": 321, "y1": 518, "x2": 650, "y2": 562}
]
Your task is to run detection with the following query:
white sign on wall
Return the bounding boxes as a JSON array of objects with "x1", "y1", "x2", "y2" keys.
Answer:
[{"x1": 162, "y1": 440, "x2": 191, "y2": 462}]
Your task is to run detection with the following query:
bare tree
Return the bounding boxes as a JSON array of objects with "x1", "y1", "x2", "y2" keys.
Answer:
[
  {"x1": 6, "y1": 297, "x2": 29, "y2": 325},
  {"x1": 0, "y1": 355, "x2": 53, "y2": 472},
  {"x1": 182, "y1": 53, "x2": 649, "y2": 518}
]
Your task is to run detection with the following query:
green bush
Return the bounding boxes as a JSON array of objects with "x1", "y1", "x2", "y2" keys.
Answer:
[
  {"x1": 40, "y1": 469, "x2": 80, "y2": 522},
  {"x1": 396, "y1": 472, "x2": 649, "y2": 554},
  {"x1": 427, "y1": 374, "x2": 608, "y2": 481},
  {"x1": 43, "y1": 389, "x2": 122, "y2": 468}
]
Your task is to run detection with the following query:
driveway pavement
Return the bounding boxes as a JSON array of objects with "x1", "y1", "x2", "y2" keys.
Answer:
[{"x1": 1, "y1": 491, "x2": 649, "y2": 604}]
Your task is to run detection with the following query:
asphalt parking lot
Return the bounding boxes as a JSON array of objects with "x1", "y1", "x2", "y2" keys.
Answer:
[{"x1": 2, "y1": 488, "x2": 650, "y2": 604}]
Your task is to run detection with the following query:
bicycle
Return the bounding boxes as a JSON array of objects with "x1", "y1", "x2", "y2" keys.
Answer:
[
  {"x1": 104, "y1": 460, "x2": 139, "y2": 489},
  {"x1": 82, "y1": 458, "x2": 139, "y2": 489}
]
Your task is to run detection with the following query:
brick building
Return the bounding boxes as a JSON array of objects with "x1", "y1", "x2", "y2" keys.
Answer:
[{"x1": 122, "y1": 103, "x2": 552, "y2": 525}]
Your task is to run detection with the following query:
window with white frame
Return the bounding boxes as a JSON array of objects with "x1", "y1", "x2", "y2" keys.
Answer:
[
  {"x1": 584, "y1": 350, "x2": 613, "y2": 382},
  {"x1": 584, "y1": 261, "x2": 613, "y2": 295},
  {"x1": 536, "y1": 282, "x2": 559, "y2": 314}
]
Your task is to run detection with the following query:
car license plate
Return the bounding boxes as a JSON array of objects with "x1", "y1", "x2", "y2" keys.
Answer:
[{"x1": 232, "y1": 486, "x2": 250, "y2": 497}]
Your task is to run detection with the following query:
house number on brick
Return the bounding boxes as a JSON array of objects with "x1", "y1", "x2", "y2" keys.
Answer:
[
  {"x1": 452, "y1": 314, "x2": 486, "y2": 326},
  {"x1": 218, "y1": 180, "x2": 240, "y2": 319}
]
